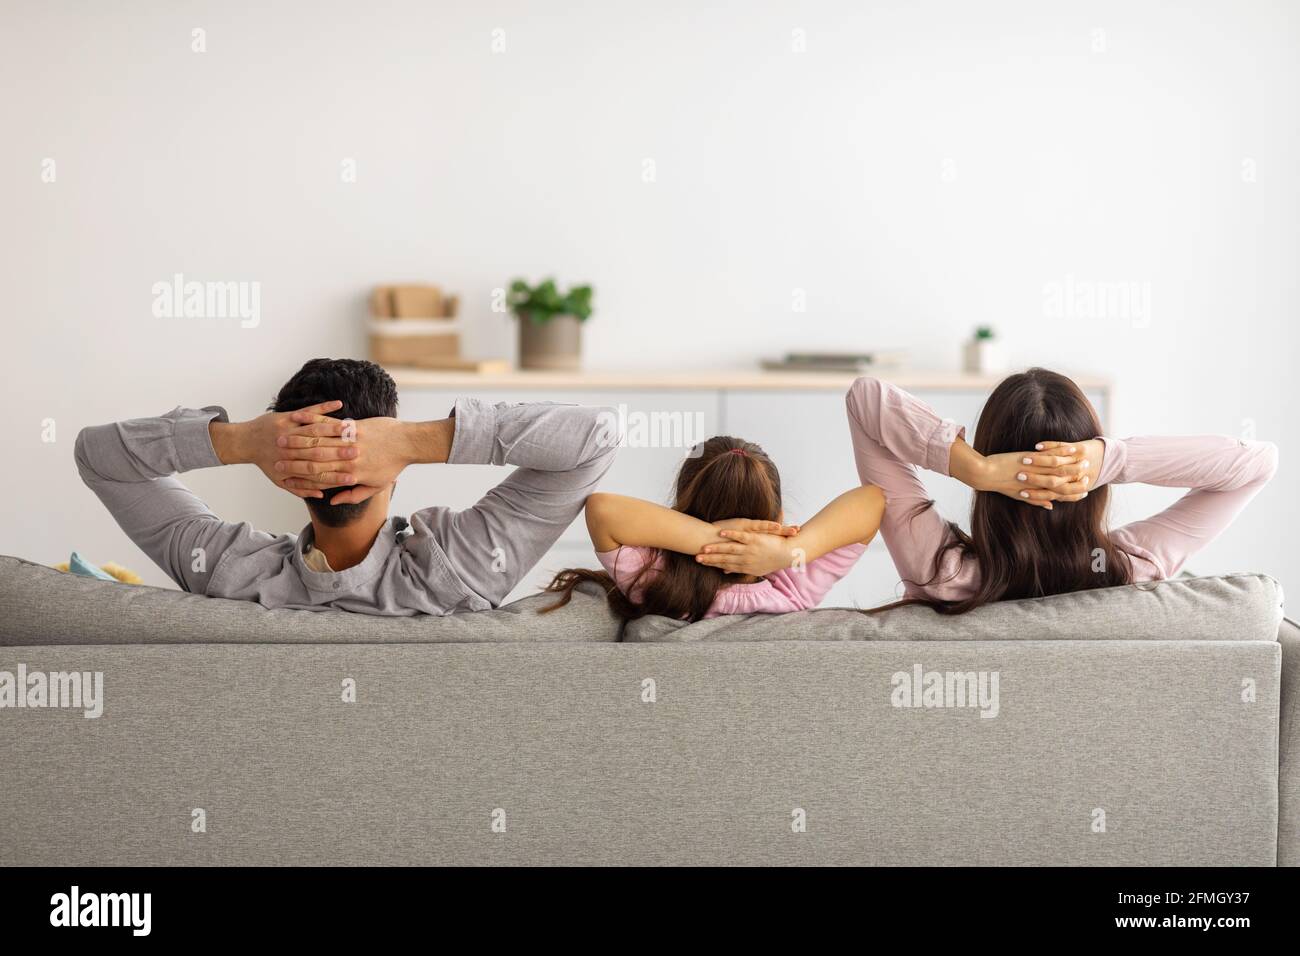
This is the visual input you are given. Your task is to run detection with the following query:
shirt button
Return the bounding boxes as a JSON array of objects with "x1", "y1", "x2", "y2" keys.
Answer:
[{"x1": 332, "y1": 581, "x2": 340, "y2": 590}]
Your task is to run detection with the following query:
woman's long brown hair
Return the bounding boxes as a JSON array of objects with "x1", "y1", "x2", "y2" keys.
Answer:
[
  {"x1": 892, "y1": 367, "x2": 1135, "y2": 614},
  {"x1": 541, "y1": 436, "x2": 783, "y2": 622}
]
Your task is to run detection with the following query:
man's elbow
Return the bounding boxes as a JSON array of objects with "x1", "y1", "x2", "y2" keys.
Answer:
[
  {"x1": 73, "y1": 426, "x2": 99, "y2": 484},
  {"x1": 585, "y1": 405, "x2": 622, "y2": 463}
]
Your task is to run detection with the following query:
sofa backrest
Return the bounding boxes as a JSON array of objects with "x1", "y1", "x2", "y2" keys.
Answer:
[
  {"x1": 0, "y1": 555, "x2": 1283, "y2": 647},
  {"x1": 624, "y1": 573, "x2": 1285, "y2": 643},
  {"x1": 0, "y1": 555, "x2": 623, "y2": 645}
]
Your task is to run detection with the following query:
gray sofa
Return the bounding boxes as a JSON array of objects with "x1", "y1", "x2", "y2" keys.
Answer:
[{"x1": 0, "y1": 554, "x2": 1293, "y2": 866}]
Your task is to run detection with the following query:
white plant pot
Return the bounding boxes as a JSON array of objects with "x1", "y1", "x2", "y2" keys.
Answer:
[{"x1": 963, "y1": 339, "x2": 1005, "y2": 375}]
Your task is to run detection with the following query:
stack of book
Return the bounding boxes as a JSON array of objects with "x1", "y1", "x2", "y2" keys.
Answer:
[{"x1": 760, "y1": 351, "x2": 906, "y2": 374}]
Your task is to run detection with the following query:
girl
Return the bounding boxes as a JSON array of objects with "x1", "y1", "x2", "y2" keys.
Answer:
[
  {"x1": 543, "y1": 435, "x2": 884, "y2": 621},
  {"x1": 698, "y1": 370, "x2": 1278, "y2": 614}
]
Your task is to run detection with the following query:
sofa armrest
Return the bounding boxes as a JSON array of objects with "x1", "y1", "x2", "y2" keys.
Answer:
[{"x1": 1279, "y1": 616, "x2": 1300, "y2": 866}]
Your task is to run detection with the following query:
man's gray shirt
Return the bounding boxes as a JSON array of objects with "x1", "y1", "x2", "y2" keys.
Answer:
[{"x1": 75, "y1": 399, "x2": 617, "y2": 615}]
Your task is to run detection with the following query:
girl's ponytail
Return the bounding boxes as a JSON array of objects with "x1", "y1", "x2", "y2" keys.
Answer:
[{"x1": 541, "y1": 436, "x2": 784, "y2": 623}]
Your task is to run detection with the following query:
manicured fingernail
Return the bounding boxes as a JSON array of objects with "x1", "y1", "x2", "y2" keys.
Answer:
[
  {"x1": 1081, "y1": 492, "x2": 1088, "y2": 498},
  {"x1": 1080, "y1": 460, "x2": 1089, "y2": 468},
  {"x1": 1017, "y1": 473, "x2": 1027, "y2": 481},
  {"x1": 1019, "y1": 491, "x2": 1029, "y2": 498},
  {"x1": 1081, "y1": 475, "x2": 1090, "y2": 484},
  {"x1": 1035, "y1": 443, "x2": 1043, "y2": 450},
  {"x1": 1022, "y1": 457, "x2": 1032, "y2": 465},
  {"x1": 1046, "y1": 503, "x2": 1054, "y2": 510},
  {"x1": 274, "y1": 462, "x2": 285, "y2": 471},
  {"x1": 277, "y1": 436, "x2": 287, "y2": 447}
]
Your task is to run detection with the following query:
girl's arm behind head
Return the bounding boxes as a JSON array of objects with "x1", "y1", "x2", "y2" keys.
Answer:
[
  {"x1": 584, "y1": 492, "x2": 725, "y2": 555},
  {"x1": 790, "y1": 484, "x2": 886, "y2": 557}
]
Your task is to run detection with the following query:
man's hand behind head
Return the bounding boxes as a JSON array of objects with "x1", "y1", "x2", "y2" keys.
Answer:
[
  {"x1": 210, "y1": 400, "x2": 349, "y2": 500},
  {"x1": 275, "y1": 416, "x2": 446, "y2": 505}
]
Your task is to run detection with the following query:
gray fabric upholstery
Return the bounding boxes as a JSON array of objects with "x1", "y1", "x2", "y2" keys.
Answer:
[
  {"x1": 0, "y1": 640, "x2": 1279, "y2": 865},
  {"x1": 0, "y1": 555, "x2": 621, "y2": 645},
  {"x1": 1278, "y1": 616, "x2": 1300, "y2": 866},
  {"x1": 625, "y1": 573, "x2": 1284, "y2": 643},
  {"x1": 0, "y1": 553, "x2": 1290, "y2": 865},
  {"x1": 3, "y1": 555, "x2": 1279, "y2": 649}
]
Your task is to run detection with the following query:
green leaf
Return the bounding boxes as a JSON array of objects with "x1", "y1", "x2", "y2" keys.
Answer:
[{"x1": 504, "y1": 277, "x2": 595, "y2": 321}]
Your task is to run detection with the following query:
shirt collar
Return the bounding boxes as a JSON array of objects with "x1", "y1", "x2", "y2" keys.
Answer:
[{"x1": 292, "y1": 516, "x2": 409, "y2": 593}]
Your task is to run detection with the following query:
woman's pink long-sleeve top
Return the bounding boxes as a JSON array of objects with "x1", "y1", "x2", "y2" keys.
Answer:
[{"x1": 845, "y1": 377, "x2": 1278, "y2": 601}]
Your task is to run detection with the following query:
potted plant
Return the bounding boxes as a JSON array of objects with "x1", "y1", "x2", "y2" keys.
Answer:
[
  {"x1": 963, "y1": 325, "x2": 1006, "y2": 375},
  {"x1": 508, "y1": 278, "x2": 594, "y2": 371}
]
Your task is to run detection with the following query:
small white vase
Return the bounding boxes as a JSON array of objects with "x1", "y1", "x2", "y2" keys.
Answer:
[{"x1": 963, "y1": 339, "x2": 1005, "y2": 375}]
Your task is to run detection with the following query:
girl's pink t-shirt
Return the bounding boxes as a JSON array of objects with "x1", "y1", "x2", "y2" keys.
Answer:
[{"x1": 596, "y1": 543, "x2": 866, "y2": 619}]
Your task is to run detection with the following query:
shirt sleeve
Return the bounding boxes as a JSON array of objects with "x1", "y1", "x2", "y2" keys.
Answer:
[
  {"x1": 408, "y1": 399, "x2": 619, "y2": 607},
  {"x1": 74, "y1": 407, "x2": 274, "y2": 593},
  {"x1": 765, "y1": 542, "x2": 867, "y2": 609},
  {"x1": 1096, "y1": 435, "x2": 1278, "y2": 578},
  {"x1": 844, "y1": 377, "x2": 972, "y2": 600}
]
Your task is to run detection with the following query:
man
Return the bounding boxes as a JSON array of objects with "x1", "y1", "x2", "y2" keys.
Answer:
[{"x1": 75, "y1": 358, "x2": 618, "y2": 615}]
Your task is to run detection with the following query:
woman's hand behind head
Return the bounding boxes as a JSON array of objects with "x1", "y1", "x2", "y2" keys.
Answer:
[{"x1": 972, "y1": 440, "x2": 1101, "y2": 510}]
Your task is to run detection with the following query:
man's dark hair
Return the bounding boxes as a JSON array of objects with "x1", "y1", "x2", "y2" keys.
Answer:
[{"x1": 269, "y1": 358, "x2": 399, "y2": 527}]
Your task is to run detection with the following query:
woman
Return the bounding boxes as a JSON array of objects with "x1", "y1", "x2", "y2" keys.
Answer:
[
  {"x1": 543, "y1": 436, "x2": 884, "y2": 621},
  {"x1": 697, "y1": 370, "x2": 1277, "y2": 614}
]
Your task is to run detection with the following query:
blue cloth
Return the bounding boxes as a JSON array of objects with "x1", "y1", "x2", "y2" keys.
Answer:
[{"x1": 68, "y1": 551, "x2": 115, "y2": 581}]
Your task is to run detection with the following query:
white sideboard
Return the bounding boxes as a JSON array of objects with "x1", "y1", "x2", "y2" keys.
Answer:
[{"x1": 386, "y1": 368, "x2": 1111, "y2": 609}]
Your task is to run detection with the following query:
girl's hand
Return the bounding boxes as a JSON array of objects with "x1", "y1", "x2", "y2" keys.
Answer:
[{"x1": 696, "y1": 529, "x2": 799, "y2": 577}]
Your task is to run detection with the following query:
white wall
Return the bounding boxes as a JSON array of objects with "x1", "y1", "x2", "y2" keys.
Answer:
[{"x1": 3, "y1": 0, "x2": 1296, "y2": 594}]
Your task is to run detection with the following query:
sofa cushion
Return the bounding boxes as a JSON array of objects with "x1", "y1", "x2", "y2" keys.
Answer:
[
  {"x1": 624, "y1": 573, "x2": 1285, "y2": 643},
  {"x1": 0, "y1": 555, "x2": 621, "y2": 645}
]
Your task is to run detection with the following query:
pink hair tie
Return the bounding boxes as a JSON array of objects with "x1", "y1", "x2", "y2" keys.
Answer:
[{"x1": 729, "y1": 448, "x2": 748, "y2": 457}]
